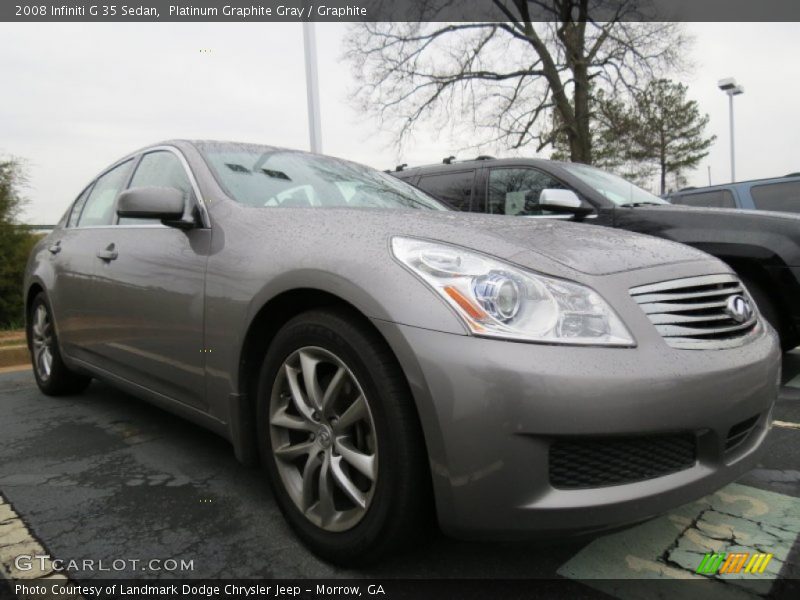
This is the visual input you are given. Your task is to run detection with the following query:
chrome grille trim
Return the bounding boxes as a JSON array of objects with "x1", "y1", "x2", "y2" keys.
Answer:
[
  {"x1": 640, "y1": 298, "x2": 733, "y2": 314},
  {"x1": 628, "y1": 273, "x2": 740, "y2": 295},
  {"x1": 630, "y1": 273, "x2": 760, "y2": 350}
]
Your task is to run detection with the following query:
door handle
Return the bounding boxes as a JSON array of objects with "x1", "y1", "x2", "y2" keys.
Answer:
[
  {"x1": 48, "y1": 242, "x2": 61, "y2": 255},
  {"x1": 97, "y1": 244, "x2": 118, "y2": 262}
]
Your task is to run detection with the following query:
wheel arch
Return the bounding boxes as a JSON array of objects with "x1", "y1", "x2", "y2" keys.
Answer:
[
  {"x1": 231, "y1": 287, "x2": 434, "y2": 484},
  {"x1": 25, "y1": 281, "x2": 45, "y2": 314}
]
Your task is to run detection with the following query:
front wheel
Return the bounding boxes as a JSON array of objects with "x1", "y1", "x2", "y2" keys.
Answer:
[
  {"x1": 27, "y1": 292, "x2": 91, "y2": 395},
  {"x1": 256, "y1": 309, "x2": 429, "y2": 565}
]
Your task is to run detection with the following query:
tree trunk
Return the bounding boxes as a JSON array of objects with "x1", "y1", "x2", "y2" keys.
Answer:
[
  {"x1": 562, "y1": 19, "x2": 592, "y2": 164},
  {"x1": 572, "y1": 78, "x2": 592, "y2": 164}
]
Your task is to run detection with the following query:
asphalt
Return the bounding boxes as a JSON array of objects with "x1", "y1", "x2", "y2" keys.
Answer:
[{"x1": 0, "y1": 350, "x2": 799, "y2": 595}]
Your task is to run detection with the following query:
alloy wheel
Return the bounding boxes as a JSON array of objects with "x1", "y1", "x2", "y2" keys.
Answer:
[
  {"x1": 31, "y1": 304, "x2": 54, "y2": 381},
  {"x1": 269, "y1": 346, "x2": 378, "y2": 532}
]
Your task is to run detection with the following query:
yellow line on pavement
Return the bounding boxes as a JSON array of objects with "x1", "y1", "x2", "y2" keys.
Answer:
[{"x1": 773, "y1": 420, "x2": 800, "y2": 430}]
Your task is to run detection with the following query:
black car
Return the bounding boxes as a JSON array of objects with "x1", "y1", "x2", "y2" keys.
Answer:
[{"x1": 392, "y1": 157, "x2": 800, "y2": 350}]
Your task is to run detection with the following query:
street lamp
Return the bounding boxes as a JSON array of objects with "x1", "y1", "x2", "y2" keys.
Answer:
[
  {"x1": 303, "y1": 22, "x2": 322, "y2": 153},
  {"x1": 718, "y1": 77, "x2": 744, "y2": 182}
]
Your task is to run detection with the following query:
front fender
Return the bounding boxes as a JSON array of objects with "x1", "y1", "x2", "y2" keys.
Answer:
[{"x1": 229, "y1": 266, "x2": 468, "y2": 390}]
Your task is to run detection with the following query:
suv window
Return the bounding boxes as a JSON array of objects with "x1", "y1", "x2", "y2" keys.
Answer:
[
  {"x1": 670, "y1": 189, "x2": 736, "y2": 208},
  {"x1": 66, "y1": 186, "x2": 92, "y2": 228},
  {"x1": 120, "y1": 151, "x2": 192, "y2": 225},
  {"x1": 416, "y1": 171, "x2": 475, "y2": 211},
  {"x1": 487, "y1": 168, "x2": 566, "y2": 215},
  {"x1": 77, "y1": 160, "x2": 133, "y2": 227},
  {"x1": 751, "y1": 181, "x2": 800, "y2": 213}
]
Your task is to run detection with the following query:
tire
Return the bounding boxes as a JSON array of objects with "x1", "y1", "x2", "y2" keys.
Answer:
[
  {"x1": 256, "y1": 308, "x2": 429, "y2": 565},
  {"x1": 740, "y1": 274, "x2": 797, "y2": 351},
  {"x1": 27, "y1": 292, "x2": 91, "y2": 396}
]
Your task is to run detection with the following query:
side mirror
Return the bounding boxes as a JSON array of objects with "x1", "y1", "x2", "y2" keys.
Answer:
[
  {"x1": 537, "y1": 189, "x2": 593, "y2": 216},
  {"x1": 116, "y1": 186, "x2": 194, "y2": 229}
]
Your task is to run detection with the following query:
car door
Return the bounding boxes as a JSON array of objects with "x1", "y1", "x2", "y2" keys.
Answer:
[
  {"x1": 51, "y1": 161, "x2": 135, "y2": 362},
  {"x1": 89, "y1": 149, "x2": 211, "y2": 410},
  {"x1": 47, "y1": 184, "x2": 95, "y2": 359},
  {"x1": 415, "y1": 170, "x2": 476, "y2": 211}
]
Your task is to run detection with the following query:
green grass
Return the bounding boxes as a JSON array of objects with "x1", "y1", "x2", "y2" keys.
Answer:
[{"x1": 1, "y1": 319, "x2": 25, "y2": 331}]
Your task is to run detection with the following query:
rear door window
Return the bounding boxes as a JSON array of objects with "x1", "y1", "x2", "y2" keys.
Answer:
[
  {"x1": 671, "y1": 190, "x2": 736, "y2": 208},
  {"x1": 415, "y1": 171, "x2": 475, "y2": 211},
  {"x1": 751, "y1": 181, "x2": 800, "y2": 213},
  {"x1": 66, "y1": 186, "x2": 92, "y2": 227}
]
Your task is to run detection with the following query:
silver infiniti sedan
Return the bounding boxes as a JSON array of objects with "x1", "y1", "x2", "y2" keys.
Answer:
[{"x1": 24, "y1": 140, "x2": 780, "y2": 564}]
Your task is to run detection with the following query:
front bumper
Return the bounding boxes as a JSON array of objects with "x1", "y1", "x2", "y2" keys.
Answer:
[{"x1": 373, "y1": 319, "x2": 781, "y2": 540}]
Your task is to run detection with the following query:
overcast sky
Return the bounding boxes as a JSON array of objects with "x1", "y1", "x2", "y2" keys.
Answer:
[{"x1": 1, "y1": 22, "x2": 799, "y2": 223}]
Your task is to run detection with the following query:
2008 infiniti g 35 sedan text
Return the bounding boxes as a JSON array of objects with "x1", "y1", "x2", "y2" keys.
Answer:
[{"x1": 24, "y1": 140, "x2": 780, "y2": 564}]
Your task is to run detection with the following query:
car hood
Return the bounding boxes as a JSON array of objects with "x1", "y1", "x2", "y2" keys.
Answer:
[
  {"x1": 240, "y1": 207, "x2": 713, "y2": 276},
  {"x1": 614, "y1": 205, "x2": 800, "y2": 265}
]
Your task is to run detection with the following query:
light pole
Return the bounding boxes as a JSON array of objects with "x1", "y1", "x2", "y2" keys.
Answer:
[
  {"x1": 303, "y1": 22, "x2": 322, "y2": 153},
  {"x1": 718, "y1": 78, "x2": 744, "y2": 182}
]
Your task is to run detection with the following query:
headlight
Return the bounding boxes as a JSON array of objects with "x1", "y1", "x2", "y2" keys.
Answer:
[{"x1": 392, "y1": 237, "x2": 635, "y2": 346}]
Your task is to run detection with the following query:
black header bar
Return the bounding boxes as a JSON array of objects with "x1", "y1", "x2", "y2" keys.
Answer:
[{"x1": 4, "y1": 0, "x2": 800, "y2": 23}]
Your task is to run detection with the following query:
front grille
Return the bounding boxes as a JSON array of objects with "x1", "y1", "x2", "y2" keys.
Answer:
[
  {"x1": 630, "y1": 274, "x2": 758, "y2": 349},
  {"x1": 725, "y1": 415, "x2": 760, "y2": 452},
  {"x1": 549, "y1": 434, "x2": 696, "y2": 489}
]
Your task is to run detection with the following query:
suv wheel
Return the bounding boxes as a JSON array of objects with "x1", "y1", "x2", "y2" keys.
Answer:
[{"x1": 256, "y1": 309, "x2": 429, "y2": 565}]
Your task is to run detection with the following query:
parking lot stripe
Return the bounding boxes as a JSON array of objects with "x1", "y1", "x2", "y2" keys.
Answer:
[
  {"x1": 0, "y1": 493, "x2": 71, "y2": 586},
  {"x1": 773, "y1": 420, "x2": 800, "y2": 431},
  {"x1": 557, "y1": 483, "x2": 800, "y2": 599}
]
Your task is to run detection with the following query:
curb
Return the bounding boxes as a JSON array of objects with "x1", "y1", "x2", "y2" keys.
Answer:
[{"x1": 0, "y1": 345, "x2": 29, "y2": 369}]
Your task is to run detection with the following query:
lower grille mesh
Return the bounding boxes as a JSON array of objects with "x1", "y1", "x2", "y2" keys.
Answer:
[{"x1": 549, "y1": 434, "x2": 697, "y2": 489}]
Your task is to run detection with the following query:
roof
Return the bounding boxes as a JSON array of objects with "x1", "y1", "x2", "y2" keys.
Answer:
[
  {"x1": 391, "y1": 156, "x2": 573, "y2": 175},
  {"x1": 669, "y1": 174, "x2": 800, "y2": 195}
]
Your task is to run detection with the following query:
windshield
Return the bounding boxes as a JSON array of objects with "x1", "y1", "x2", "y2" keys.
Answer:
[
  {"x1": 561, "y1": 163, "x2": 668, "y2": 206},
  {"x1": 198, "y1": 144, "x2": 446, "y2": 211}
]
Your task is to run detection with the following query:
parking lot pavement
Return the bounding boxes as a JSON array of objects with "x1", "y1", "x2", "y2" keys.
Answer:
[{"x1": 0, "y1": 352, "x2": 799, "y2": 596}]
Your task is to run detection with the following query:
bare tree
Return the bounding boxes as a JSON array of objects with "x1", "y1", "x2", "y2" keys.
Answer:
[{"x1": 344, "y1": 1, "x2": 689, "y2": 163}]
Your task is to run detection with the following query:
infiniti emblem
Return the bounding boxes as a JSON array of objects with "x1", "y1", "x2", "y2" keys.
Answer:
[{"x1": 726, "y1": 294, "x2": 753, "y2": 324}]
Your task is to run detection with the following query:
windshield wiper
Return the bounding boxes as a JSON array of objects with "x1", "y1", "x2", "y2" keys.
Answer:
[
  {"x1": 620, "y1": 201, "x2": 663, "y2": 207},
  {"x1": 260, "y1": 168, "x2": 291, "y2": 181}
]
